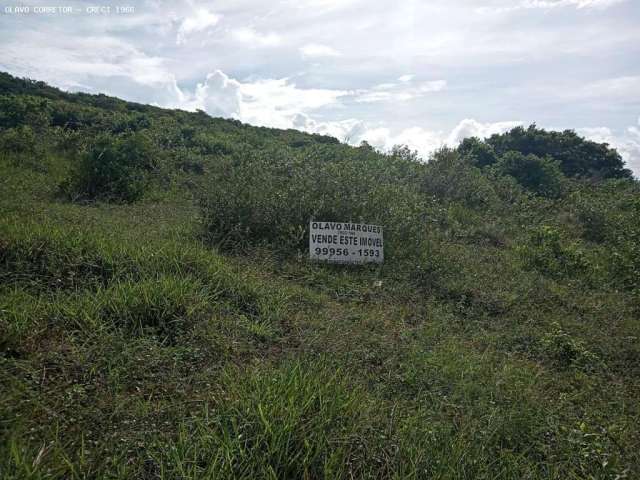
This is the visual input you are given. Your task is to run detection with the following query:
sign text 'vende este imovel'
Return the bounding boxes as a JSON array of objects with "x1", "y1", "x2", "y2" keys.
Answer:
[{"x1": 309, "y1": 221, "x2": 383, "y2": 264}]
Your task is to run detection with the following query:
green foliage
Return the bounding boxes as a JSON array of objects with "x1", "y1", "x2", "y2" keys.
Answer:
[
  {"x1": 486, "y1": 124, "x2": 631, "y2": 179},
  {"x1": 458, "y1": 136, "x2": 499, "y2": 167},
  {"x1": 421, "y1": 148, "x2": 505, "y2": 208},
  {"x1": 540, "y1": 322, "x2": 603, "y2": 372},
  {"x1": 607, "y1": 199, "x2": 640, "y2": 290},
  {"x1": 174, "y1": 148, "x2": 206, "y2": 174},
  {"x1": 61, "y1": 131, "x2": 156, "y2": 202},
  {"x1": 201, "y1": 145, "x2": 429, "y2": 259},
  {"x1": 192, "y1": 131, "x2": 234, "y2": 155},
  {"x1": 569, "y1": 181, "x2": 640, "y2": 289},
  {"x1": 0, "y1": 125, "x2": 37, "y2": 155},
  {"x1": 0, "y1": 94, "x2": 51, "y2": 130},
  {"x1": 109, "y1": 112, "x2": 151, "y2": 134},
  {"x1": 494, "y1": 151, "x2": 565, "y2": 197},
  {"x1": 517, "y1": 225, "x2": 590, "y2": 279}
]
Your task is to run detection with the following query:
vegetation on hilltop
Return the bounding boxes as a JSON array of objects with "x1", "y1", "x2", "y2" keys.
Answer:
[{"x1": 1, "y1": 71, "x2": 639, "y2": 479}]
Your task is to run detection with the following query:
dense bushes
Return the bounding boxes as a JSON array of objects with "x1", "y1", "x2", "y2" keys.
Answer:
[
  {"x1": 192, "y1": 132, "x2": 234, "y2": 155},
  {"x1": 420, "y1": 148, "x2": 506, "y2": 207},
  {"x1": 458, "y1": 136, "x2": 498, "y2": 167},
  {"x1": 455, "y1": 125, "x2": 631, "y2": 198},
  {"x1": 517, "y1": 226, "x2": 590, "y2": 280},
  {"x1": 606, "y1": 196, "x2": 640, "y2": 290},
  {"x1": 493, "y1": 151, "x2": 565, "y2": 197},
  {"x1": 485, "y1": 124, "x2": 631, "y2": 179},
  {"x1": 201, "y1": 145, "x2": 431, "y2": 260},
  {"x1": 569, "y1": 181, "x2": 640, "y2": 289},
  {"x1": 0, "y1": 94, "x2": 51, "y2": 130},
  {"x1": 0, "y1": 126, "x2": 37, "y2": 155},
  {"x1": 61, "y1": 132, "x2": 157, "y2": 202}
]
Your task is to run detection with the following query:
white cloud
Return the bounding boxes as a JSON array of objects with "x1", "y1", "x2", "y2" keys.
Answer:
[
  {"x1": 398, "y1": 74, "x2": 414, "y2": 83},
  {"x1": 182, "y1": 70, "x2": 449, "y2": 129},
  {"x1": 354, "y1": 80, "x2": 447, "y2": 103},
  {"x1": 186, "y1": 70, "x2": 348, "y2": 129},
  {"x1": 289, "y1": 0, "x2": 362, "y2": 11},
  {"x1": 0, "y1": 31, "x2": 181, "y2": 100},
  {"x1": 575, "y1": 76, "x2": 640, "y2": 100},
  {"x1": 232, "y1": 27, "x2": 282, "y2": 47},
  {"x1": 446, "y1": 118, "x2": 523, "y2": 145},
  {"x1": 193, "y1": 70, "x2": 242, "y2": 119},
  {"x1": 293, "y1": 115, "x2": 367, "y2": 142},
  {"x1": 418, "y1": 80, "x2": 447, "y2": 92},
  {"x1": 366, "y1": 126, "x2": 445, "y2": 155},
  {"x1": 522, "y1": 0, "x2": 627, "y2": 9},
  {"x1": 300, "y1": 43, "x2": 341, "y2": 58},
  {"x1": 354, "y1": 91, "x2": 393, "y2": 103},
  {"x1": 478, "y1": 0, "x2": 627, "y2": 13},
  {"x1": 239, "y1": 78, "x2": 346, "y2": 127},
  {"x1": 168, "y1": 71, "x2": 470, "y2": 159},
  {"x1": 286, "y1": 116, "x2": 445, "y2": 156},
  {"x1": 176, "y1": 8, "x2": 221, "y2": 45},
  {"x1": 330, "y1": 119, "x2": 520, "y2": 160}
]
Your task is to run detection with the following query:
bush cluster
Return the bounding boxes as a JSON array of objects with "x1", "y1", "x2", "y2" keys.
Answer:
[
  {"x1": 517, "y1": 225, "x2": 590, "y2": 280},
  {"x1": 201, "y1": 145, "x2": 431, "y2": 260},
  {"x1": 60, "y1": 132, "x2": 157, "y2": 203}
]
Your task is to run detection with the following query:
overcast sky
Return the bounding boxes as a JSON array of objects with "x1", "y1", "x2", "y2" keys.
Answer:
[{"x1": 1, "y1": 0, "x2": 639, "y2": 173}]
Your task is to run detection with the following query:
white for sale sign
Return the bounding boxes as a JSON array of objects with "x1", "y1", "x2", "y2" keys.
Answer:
[{"x1": 309, "y1": 221, "x2": 383, "y2": 264}]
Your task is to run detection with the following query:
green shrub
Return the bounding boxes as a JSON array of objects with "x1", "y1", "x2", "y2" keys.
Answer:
[
  {"x1": 61, "y1": 131, "x2": 156, "y2": 203},
  {"x1": 517, "y1": 226, "x2": 590, "y2": 280},
  {"x1": 193, "y1": 132, "x2": 233, "y2": 155},
  {"x1": 569, "y1": 183, "x2": 640, "y2": 288},
  {"x1": 421, "y1": 148, "x2": 503, "y2": 208},
  {"x1": 607, "y1": 219, "x2": 640, "y2": 291},
  {"x1": 540, "y1": 322, "x2": 603, "y2": 372},
  {"x1": 201, "y1": 145, "x2": 430, "y2": 260},
  {"x1": 458, "y1": 136, "x2": 498, "y2": 167},
  {"x1": 0, "y1": 94, "x2": 51, "y2": 130},
  {"x1": 109, "y1": 112, "x2": 151, "y2": 134},
  {"x1": 486, "y1": 124, "x2": 631, "y2": 179},
  {"x1": 175, "y1": 149, "x2": 205, "y2": 175},
  {"x1": 574, "y1": 200, "x2": 609, "y2": 243},
  {"x1": 494, "y1": 151, "x2": 565, "y2": 197},
  {"x1": 0, "y1": 126, "x2": 37, "y2": 155}
]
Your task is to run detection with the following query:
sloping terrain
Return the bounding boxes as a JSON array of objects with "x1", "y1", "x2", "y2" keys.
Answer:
[{"x1": 1, "y1": 72, "x2": 639, "y2": 479}]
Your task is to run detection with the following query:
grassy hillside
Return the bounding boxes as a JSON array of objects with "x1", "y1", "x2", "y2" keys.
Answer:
[{"x1": 1, "y1": 71, "x2": 639, "y2": 479}]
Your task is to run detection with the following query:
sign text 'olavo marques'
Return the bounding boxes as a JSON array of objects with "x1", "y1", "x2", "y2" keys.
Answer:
[{"x1": 309, "y1": 221, "x2": 383, "y2": 264}]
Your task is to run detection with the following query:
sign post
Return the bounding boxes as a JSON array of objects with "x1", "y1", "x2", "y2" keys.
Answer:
[{"x1": 309, "y1": 221, "x2": 383, "y2": 264}]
